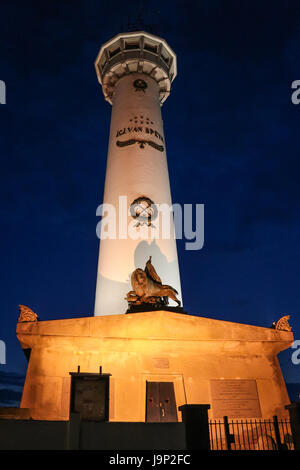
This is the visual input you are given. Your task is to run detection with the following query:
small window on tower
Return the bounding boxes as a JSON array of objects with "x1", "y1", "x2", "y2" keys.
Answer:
[
  {"x1": 144, "y1": 43, "x2": 157, "y2": 54},
  {"x1": 125, "y1": 41, "x2": 139, "y2": 50},
  {"x1": 99, "y1": 54, "x2": 106, "y2": 71},
  {"x1": 109, "y1": 47, "x2": 121, "y2": 58},
  {"x1": 161, "y1": 48, "x2": 170, "y2": 66}
]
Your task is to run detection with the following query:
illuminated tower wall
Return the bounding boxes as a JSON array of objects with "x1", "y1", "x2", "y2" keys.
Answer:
[{"x1": 94, "y1": 31, "x2": 182, "y2": 315}]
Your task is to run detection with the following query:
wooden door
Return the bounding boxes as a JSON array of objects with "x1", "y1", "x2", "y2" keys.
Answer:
[{"x1": 146, "y1": 381, "x2": 177, "y2": 422}]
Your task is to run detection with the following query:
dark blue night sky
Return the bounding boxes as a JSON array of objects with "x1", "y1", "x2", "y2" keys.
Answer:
[{"x1": 0, "y1": 0, "x2": 299, "y2": 402}]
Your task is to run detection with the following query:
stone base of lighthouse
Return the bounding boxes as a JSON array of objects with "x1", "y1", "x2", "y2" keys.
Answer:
[{"x1": 15, "y1": 311, "x2": 292, "y2": 422}]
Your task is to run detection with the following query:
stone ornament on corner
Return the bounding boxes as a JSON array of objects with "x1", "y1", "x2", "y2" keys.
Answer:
[
  {"x1": 272, "y1": 315, "x2": 292, "y2": 332},
  {"x1": 18, "y1": 305, "x2": 39, "y2": 323}
]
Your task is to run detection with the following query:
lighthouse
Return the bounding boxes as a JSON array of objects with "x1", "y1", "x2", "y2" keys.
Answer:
[
  {"x1": 15, "y1": 30, "x2": 293, "y2": 430},
  {"x1": 94, "y1": 31, "x2": 182, "y2": 316}
]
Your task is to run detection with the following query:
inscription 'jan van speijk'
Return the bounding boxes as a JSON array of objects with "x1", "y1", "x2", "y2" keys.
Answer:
[{"x1": 116, "y1": 126, "x2": 164, "y2": 143}]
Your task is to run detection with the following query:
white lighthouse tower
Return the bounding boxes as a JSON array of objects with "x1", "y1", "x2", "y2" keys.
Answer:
[{"x1": 94, "y1": 31, "x2": 182, "y2": 316}]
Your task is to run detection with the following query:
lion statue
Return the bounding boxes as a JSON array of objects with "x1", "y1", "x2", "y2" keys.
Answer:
[{"x1": 126, "y1": 256, "x2": 181, "y2": 307}]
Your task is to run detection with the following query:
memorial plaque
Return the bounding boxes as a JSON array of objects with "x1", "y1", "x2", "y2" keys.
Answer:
[
  {"x1": 152, "y1": 357, "x2": 170, "y2": 369},
  {"x1": 210, "y1": 379, "x2": 262, "y2": 418}
]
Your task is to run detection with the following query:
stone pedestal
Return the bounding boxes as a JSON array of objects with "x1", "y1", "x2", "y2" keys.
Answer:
[{"x1": 16, "y1": 311, "x2": 293, "y2": 421}]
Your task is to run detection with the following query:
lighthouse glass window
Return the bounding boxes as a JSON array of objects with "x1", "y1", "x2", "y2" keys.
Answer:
[{"x1": 124, "y1": 39, "x2": 139, "y2": 50}]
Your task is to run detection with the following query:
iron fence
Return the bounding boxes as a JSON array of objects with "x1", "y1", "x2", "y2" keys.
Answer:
[{"x1": 209, "y1": 416, "x2": 294, "y2": 450}]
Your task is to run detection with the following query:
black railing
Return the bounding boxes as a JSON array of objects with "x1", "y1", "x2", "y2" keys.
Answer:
[{"x1": 209, "y1": 416, "x2": 294, "y2": 450}]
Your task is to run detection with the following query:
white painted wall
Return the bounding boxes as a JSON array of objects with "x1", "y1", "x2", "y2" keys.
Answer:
[{"x1": 94, "y1": 73, "x2": 182, "y2": 315}]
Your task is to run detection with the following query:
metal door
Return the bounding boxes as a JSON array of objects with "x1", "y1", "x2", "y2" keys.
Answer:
[{"x1": 146, "y1": 381, "x2": 177, "y2": 422}]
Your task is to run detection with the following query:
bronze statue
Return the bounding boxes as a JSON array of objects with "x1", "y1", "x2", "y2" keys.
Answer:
[{"x1": 126, "y1": 256, "x2": 181, "y2": 309}]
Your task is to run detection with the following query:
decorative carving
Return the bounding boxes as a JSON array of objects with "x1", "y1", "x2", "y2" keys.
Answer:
[
  {"x1": 18, "y1": 305, "x2": 39, "y2": 323},
  {"x1": 130, "y1": 196, "x2": 157, "y2": 227},
  {"x1": 116, "y1": 138, "x2": 164, "y2": 152},
  {"x1": 133, "y1": 79, "x2": 147, "y2": 92},
  {"x1": 126, "y1": 256, "x2": 181, "y2": 310},
  {"x1": 272, "y1": 315, "x2": 292, "y2": 331}
]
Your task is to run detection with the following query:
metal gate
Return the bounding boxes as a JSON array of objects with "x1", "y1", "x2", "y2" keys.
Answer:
[{"x1": 209, "y1": 416, "x2": 294, "y2": 450}]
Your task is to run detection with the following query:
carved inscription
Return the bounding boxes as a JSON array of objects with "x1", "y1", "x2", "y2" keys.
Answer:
[
  {"x1": 115, "y1": 116, "x2": 165, "y2": 152},
  {"x1": 116, "y1": 126, "x2": 164, "y2": 143},
  {"x1": 210, "y1": 379, "x2": 262, "y2": 418}
]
